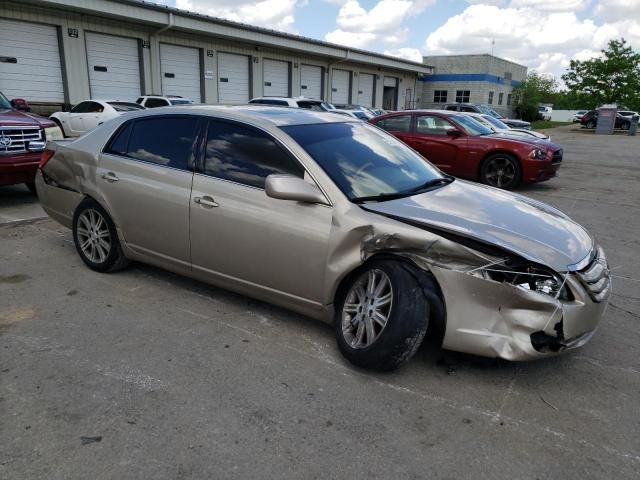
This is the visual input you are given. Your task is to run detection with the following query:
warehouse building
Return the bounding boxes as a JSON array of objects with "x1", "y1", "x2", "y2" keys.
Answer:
[
  {"x1": 419, "y1": 54, "x2": 527, "y2": 117},
  {"x1": 0, "y1": 0, "x2": 431, "y2": 115}
]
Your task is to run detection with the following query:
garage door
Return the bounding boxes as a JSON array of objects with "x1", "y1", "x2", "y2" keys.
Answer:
[
  {"x1": 331, "y1": 69, "x2": 350, "y2": 105},
  {"x1": 160, "y1": 44, "x2": 201, "y2": 102},
  {"x1": 86, "y1": 32, "x2": 140, "y2": 100},
  {"x1": 0, "y1": 18, "x2": 64, "y2": 103},
  {"x1": 218, "y1": 53, "x2": 250, "y2": 105},
  {"x1": 357, "y1": 73, "x2": 374, "y2": 108},
  {"x1": 300, "y1": 64, "x2": 322, "y2": 100},
  {"x1": 263, "y1": 59, "x2": 289, "y2": 97}
]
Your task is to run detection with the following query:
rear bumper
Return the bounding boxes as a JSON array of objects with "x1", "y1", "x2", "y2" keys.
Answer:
[
  {"x1": 34, "y1": 170, "x2": 84, "y2": 229},
  {"x1": 0, "y1": 152, "x2": 40, "y2": 186}
]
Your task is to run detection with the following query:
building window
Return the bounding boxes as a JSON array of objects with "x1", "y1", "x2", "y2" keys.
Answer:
[
  {"x1": 455, "y1": 90, "x2": 470, "y2": 103},
  {"x1": 433, "y1": 90, "x2": 448, "y2": 103},
  {"x1": 507, "y1": 94, "x2": 512, "y2": 106},
  {"x1": 488, "y1": 91, "x2": 494, "y2": 105},
  {"x1": 498, "y1": 92, "x2": 504, "y2": 105}
]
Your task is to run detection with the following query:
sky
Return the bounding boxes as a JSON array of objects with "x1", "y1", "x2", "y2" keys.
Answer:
[{"x1": 157, "y1": 0, "x2": 640, "y2": 79}]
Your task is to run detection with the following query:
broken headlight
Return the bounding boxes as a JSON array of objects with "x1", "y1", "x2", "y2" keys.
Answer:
[{"x1": 472, "y1": 262, "x2": 573, "y2": 301}]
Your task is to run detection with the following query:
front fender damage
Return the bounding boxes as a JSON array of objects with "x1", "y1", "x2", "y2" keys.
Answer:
[{"x1": 322, "y1": 203, "x2": 589, "y2": 360}]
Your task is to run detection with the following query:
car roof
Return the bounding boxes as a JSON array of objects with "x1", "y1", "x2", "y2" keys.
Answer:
[{"x1": 128, "y1": 104, "x2": 353, "y2": 126}]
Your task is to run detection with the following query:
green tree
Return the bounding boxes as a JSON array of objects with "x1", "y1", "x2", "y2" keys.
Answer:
[
  {"x1": 562, "y1": 38, "x2": 640, "y2": 111},
  {"x1": 513, "y1": 72, "x2": 559, "y2": 121}
]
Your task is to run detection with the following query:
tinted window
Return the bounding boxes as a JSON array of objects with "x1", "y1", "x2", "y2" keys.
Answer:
[
  {"x1": 170, "y1": 99, "x2": 194, "y2": 105},
  {"x1": 444, "y1": 105, "x2": 458, "y2": 111},
  {"x1": 136, "y1": 97, "x2": 144, "y2": 104},
  {"x1": 433, "y1": 90, "x2": 447, "y2": 103},
  {"x1": 375, "y1": 115, "x2": 412, "y2": 132},
  {"x1": 282, "y1": 122, "x2": 444, "y2": 201},
  {"x1": 105, "y1": 122, "x2": 133, "y2": 156},
  {"x1": 250, "y1": 99, "x2": 289, "y2": 106},
  {"x1": 297, "y1": 101, "x2": 324, "y2": 111},
  {"x1": 71, "y1": 101, "x2": 101, "y2": 113},
  {"x1": 459, "y1": 106, "x2": 476, "y2": 112},
  {"x1": 416, "y1": 115, "x2": 454, "y2": 136},
  {"x1": 124, "y1": 117, "x2": 199, "y2": 169},
  {"x1": 108, "y1": 102, "x2": 144, "y2": 112},
  {"x1": 145, "y1": 98, "x2": 170, "y2": 108},
  {"x1": 203, "y1": 121, "x2": 304, "y2": 188}
]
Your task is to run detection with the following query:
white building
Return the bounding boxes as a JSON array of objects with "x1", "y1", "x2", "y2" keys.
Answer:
[{"x1": 0, "y1": 0, "x2": 432, "y2": 114}]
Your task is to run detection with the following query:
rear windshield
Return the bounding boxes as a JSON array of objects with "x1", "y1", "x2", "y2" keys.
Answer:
[
  {"x1": 108, "y1": 102, "x2": 145, "y2": 112},
  {"x1": 169, "y1": 99, "x2": 194, "y2": 105},
  {"x1": 0, "y1": 92, "x2": 11, "y2": 109}
]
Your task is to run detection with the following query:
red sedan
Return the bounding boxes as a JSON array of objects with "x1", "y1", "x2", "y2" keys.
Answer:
[{"x1": 370, "y1": 110, "x2": 562, "y2": 189}]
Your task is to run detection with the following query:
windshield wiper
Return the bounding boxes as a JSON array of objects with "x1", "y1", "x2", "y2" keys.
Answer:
[{"x1": 352, "y1": 177, "x2": 454, "y2": 204}]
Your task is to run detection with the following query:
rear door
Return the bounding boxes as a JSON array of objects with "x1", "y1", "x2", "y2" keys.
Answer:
[
  {"x1": 190, "y1": 119, "x2": 332, "y2": 305},
  {"x1": 410, "y1": 114, "x2": 467, "y2": 172},
  {"x1": 98, "y1": 115, "x2": 200, "y2": 266},
  {"x1": 66, "y1": 101, "x2": 97, "y2": 136},
  {"x1": 373, "y1": 114, "x2": 414, "y2": 145}
]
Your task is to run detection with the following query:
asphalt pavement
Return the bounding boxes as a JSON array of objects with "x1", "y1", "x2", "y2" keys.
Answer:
[{"x1": 1, "y1": 125, "x2": 639, "y2": 479}]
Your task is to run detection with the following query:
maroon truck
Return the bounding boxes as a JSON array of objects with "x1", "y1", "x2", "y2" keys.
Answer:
[{"x1": 0, "y1": 91, "x2": 62, "y2": 192}]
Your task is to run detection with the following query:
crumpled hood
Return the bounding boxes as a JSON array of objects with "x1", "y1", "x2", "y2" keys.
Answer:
[
  {"x1": 0, "y1": 108, "x2": 54, "y2": 127},
  {"x1": 364, "y1": 180, "x2": 594, "y2": 272}
]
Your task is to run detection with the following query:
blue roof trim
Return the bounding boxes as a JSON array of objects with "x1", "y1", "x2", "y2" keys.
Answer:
[{"x1": 420, "y1": 73, "x2": 521, "y2": 86}]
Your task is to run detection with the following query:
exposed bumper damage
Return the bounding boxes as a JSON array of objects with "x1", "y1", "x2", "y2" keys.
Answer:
[{"x1": 325, "y1": 205, "x2": 611, "y2": 361}]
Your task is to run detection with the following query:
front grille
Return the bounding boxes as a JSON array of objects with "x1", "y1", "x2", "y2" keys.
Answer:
[
  {"x1": 551, "y1": 149, "x2": 563, "y2": 164},
  {"x1": 0, "y1": 126, "x2": 42, "y2": 155},
  {"x1": 576, "y1": 246, "x2": 610, "y2": 302}
]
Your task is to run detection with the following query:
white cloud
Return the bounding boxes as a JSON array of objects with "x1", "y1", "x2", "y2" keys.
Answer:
[
  {"x1": 424, "y1": 3, "x2": 640, "y2": 79},
  {"x1": 175, "y1": 0, "x2": 299, "y2": 31},
  {"x1": 383, "y1": 47, "x2": 423, "y2": 62},
  {"x1": 594, "y1": 0, "x2": 640, "y2": 22},
  {"x1": 325, "y1": 0, "x2": 434, "y2": 48},
  {"x1": 508, "y1": 0, "x2": 590, "y2": 11}
]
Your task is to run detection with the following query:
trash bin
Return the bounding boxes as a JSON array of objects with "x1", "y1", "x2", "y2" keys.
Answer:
[{"x1": 629, "y1": 115, "x2": 639, "y2": 136}]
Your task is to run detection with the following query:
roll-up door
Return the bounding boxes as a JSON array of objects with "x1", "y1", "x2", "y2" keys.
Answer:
[
  {"x1": 160, "y1": 44, "x2": 201, "y2": 102},
  {"x1": 331, "y1": 69, "x2": 350, "y2": 105},
  {"x1": 263, "y1": 59, "x2": 289, "y2": 97},
  {"x1": 300, "y1": 64, "x2": 322, "y2": 99},
  {"x1": 86, "y1": 32, "x2": 141, "y2": 100},
  {"x1": 0, "y1": 18, "x2": 64, "y2": 103},
  {"x1": 218, "y1": 52, "x2": 250, "y2": 105},
  {"x1": 357, "y1": 73, "x2": 374, "y2": 108}
]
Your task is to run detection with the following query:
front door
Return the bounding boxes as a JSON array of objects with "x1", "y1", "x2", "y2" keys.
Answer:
[
  {"x1": 408, "y1": 114, "x2": 467, "y2": 172},
  {"x1": 97, "y1": 115, "x2": 200, "y2": 266},
  {"x1": 190, "y1": 119, "x2": 333, "y2": 305}
]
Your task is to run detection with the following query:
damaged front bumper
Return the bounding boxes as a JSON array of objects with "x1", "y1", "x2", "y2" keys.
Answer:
[{"x1": 427, "y1": 248, "x2": 611, "y2": 361}]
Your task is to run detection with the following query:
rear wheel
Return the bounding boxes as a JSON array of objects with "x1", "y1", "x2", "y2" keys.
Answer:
[
  {"x1": 621, "y1": 122, "x2": 630, "y2": 131},
  {"x1": 336, "y1": 260, "x2": 431, "y2": 371},
  {"x1": 480, "y1": 153, "x2": 521, "y2": 189},
  {"x1": 586, "y1": 120, "x2": 596, "y2": 129},
  {"x1": 72, "y1": 198, "x2": 130, "y2": 273}
]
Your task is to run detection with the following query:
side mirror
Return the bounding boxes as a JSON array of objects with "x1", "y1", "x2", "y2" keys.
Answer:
[
  {"x1": 446, "y1": 128, "x2": 462, "y2": 137},
  {"x1": 11, "y1": 98, "x2": 30, "y2": 112},
  {"x1": 265, "y1": 174, "x2": 329, "y2": 205}
]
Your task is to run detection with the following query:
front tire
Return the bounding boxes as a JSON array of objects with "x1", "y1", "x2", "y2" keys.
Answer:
[
  {"x1": 336, "y1": 260, "x2": 431, "y2": 371},
  {"x1": 72, "y1": 198, "x2": 130, "y2": 273},
  {"x1": 480, "y1": 153, "x2": 521, "y2": 189}
]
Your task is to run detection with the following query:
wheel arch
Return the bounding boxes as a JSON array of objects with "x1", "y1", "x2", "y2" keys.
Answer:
[{"x1": 332, "y1": 253, "x2": 447, "y2": 346}]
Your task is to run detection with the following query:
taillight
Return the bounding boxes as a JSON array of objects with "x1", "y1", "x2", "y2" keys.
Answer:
[{"x1": 39, "y1": 149, "x2": 55, "y2": 169}]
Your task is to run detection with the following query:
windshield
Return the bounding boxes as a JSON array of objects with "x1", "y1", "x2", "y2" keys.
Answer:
[
  {"x1": 481, "y1": 114, "x2": 510, "y2": 130},
  {"x1": 0, "y1": 92, "x2": 11, "y2": 109},
  {"x1": 477, "y1": 104, "x2": 503, "y2": 118},
  {"x1": 108, "y1": 102, "x2": 145, "y2": 112},
  {"x1": 451, "y1": 114, "x2": 494, "y2": 136},
  {"x1": 169, "y1": 99, "x2": 194, "y2": 105},
  {"x1": 281, "y1": 122, "x2": 445, "y2": 201}
]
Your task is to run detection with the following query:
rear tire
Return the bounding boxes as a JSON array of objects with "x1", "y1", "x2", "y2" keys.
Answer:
[
  {"x1": 586, "y1": 120, "x2": 596, "y2": 129},
  {"x1": 480, "y1": 153, "x2": 521, "y2": 190},
  {"x1": 335, "y1": 260, "x2": 431, "y2": 371},
  {"x1": 621, "y1": 122, "x2": 630, "y2": 131},
  {"x1": 72, "y1": 198, "x2": 130, "y2": 273}
]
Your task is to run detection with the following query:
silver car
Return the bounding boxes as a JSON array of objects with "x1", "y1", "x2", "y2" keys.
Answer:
[{"x1": 35, "y1": 106, "x2": 611, "y2": 370}]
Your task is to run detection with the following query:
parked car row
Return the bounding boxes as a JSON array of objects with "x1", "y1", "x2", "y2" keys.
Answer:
[
  {"x1": 33, "y1": 105, "x2": 610, "y2": 370},
  {"x1": 579, "y1": 110, "x2": 633, "y2": 130}
]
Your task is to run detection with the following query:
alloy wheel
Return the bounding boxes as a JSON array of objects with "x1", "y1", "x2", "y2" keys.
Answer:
[
  {"x1": 341, "y1": 269, "x2": 393, "y2": 349},
  {"x1": 76, "y1": 209, "x2": 111, "y2": 263},
  {"x1": 484, "y1": 157, "x2": 516, "y2": 188}
]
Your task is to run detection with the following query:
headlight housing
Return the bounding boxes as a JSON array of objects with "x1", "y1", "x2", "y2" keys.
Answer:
[
  {"x1": 472, "y1": 262, "x2": 573, "y2": 300},
  {"x1": 44, "y1": 126, "x2": 64, "y2": 140},
  {"x1": 528, "y1": 148, "x2": 549, "y2": 160}
]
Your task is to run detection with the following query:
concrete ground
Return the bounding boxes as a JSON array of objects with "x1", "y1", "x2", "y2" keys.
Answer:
[{"x1": 1, "y1": 125, "x2": 639, "y2": 479}]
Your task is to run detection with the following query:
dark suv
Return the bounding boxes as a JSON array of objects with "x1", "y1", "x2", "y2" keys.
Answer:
[
  {"x1": 579, "y1": 110, "x2": 631, "y2": 130},
  {"x1": 443, "y1": 103, "x2": 531, "y2": 129}
]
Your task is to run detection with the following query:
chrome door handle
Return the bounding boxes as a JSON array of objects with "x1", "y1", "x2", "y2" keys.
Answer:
[
  {"x1": 193, "y1": 195, "x2": 219, "y2": 208},
  {"x1": 101, "y1": 172, "x2": 119, "y2": 182}
]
